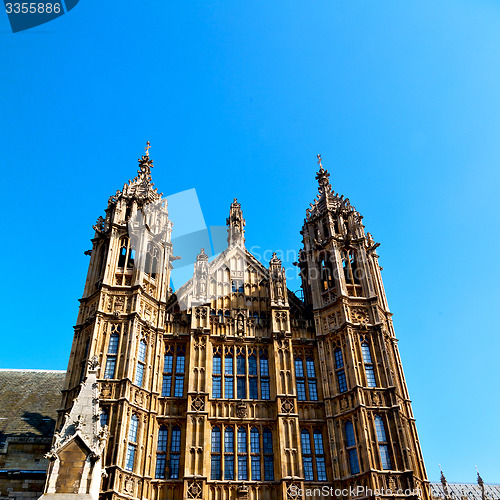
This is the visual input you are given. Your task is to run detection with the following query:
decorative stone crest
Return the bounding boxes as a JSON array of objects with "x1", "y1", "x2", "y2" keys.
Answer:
[
  {"x1": 280, "y1": 397, "x2": 295, "y2": 414},
  {"x1": 236, "y1": 401, "x2": 248, "y2": 418},
  {"x1": 186, "y1": 479, "x2": 203, "y2": 499},
  {"x1": 190, "y1": 395, "x2": 205, "y2": 412}
]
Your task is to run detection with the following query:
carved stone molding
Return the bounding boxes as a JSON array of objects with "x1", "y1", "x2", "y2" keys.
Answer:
[
  {"x1": 186, "y1": 479, "x2": 203, "y2": 499},
  {"x1": 236, "y1": 401, "x2": 248, "y2": 418},
  {"x1": 190, "y1": 395, "x2": 205, "y2": 412}
]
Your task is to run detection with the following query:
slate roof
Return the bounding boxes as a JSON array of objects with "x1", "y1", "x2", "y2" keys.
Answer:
[{"x1": 0, "y1": 370, "x2": 66, "y2": 445}]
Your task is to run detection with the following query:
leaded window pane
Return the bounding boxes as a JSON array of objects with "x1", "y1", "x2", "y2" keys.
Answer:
[
  {"x1": 345, "y1": 421, "x2": 356, "y2": 447},
  {"x1": 348, "y1": 449, "x2": 360, "y2": 474},
  {"x1": 303, "y1": 457, "x2": 314, "y2": 481},
  {"x1": 212, "y1": 427, "x2": 221, "y2": 452},
  {"x1": 174, "y1": 375, "x2": 184, "y2": 397},
  {"x1": 301, "y1": 430, "x2": 311, "y2": 454},
  {"x1": 263, "y1": 429, "x2": 273, "y2": 454},
  {"x1": 361, "y1": 343, "x2": 373, "y2": 363},
  {"x1": 164, "y1": 354, "x2": 173, "y2": 372},
  {"x1": 249, "y1": 378, "x2": 258, "y2": 399},
  {"x1": 250, "y1": 428, "x2": 260, "y2": 453},
  {"x1": 309, "y1": 380, "x2": 318, "y2": 400},
  {"x1": 306, "y1": 358, "x2": 316, "y2": 378},
  {"x1": 294, "y1": 358, "x2": 304, "y2": 377},
  {"x1": 169, "y1": 456, "x2": 180, "y2": 479},
  {"x1": 366, "y1": 366, "x2": 376, "y2": 387},
  {"x1": 128, "y1": 416, "x2": 138, "y2": 442},
  {"x1": 224, "y1": 427, "x2": 234, "y2": 452},
  {"x1": 334, "y1": 348, "x2": 344, "y2": 369},
  {"x1": 213, "y1": 377, "x2": 221, "y2": 398},
  {"x1": 138, "y1": 340, "x2": 147, "y2": 363},
  {"x1": 237, "y1": 427, "x2": 247, "y2": 453},
  {"x1": 100, "y1": 409, "x2": 108, "y2": 428},
  {"x1": 108, "y1": 334, "x2": 119, "y2": 354},
  {"x1": 157, "y1": 427, "x2": 168, "y2": 452},
  {"x1": 337, "y1": 370, "x2": 347, "y2": 393},
  {"x1": 264, "y1": 456, "x2": 274, "y2": 481},
  {"x1": 171, "y1": 427, "x2": 181, "y2": 453},
  {"x1": 176, "y1": 355, "x2": 185, "y2": 373},
  {"x1": 316, "y1": 457, "x2": 327, "y2": 481},
  {"x1": 251, "y1": 456, "x2": 261, "y2": 480},
  {"x1": 379, "y1": 444, "x2": 392, "y2": 469},
  {"x1": 297, "y1": 380, "x2": 306, "y2": 401},
  {"x1": 211, "y1": 456, "x2": 221, "y2": 480},
  {"x1": 237, "y1": 377, "x2": 246, "y2": 399},
  {"x1": 155, "y1": 455, "x2": 166, "y2": 479},
  {"x1": 238, "y1": 456, "x2": 248, "y2": 480},
  {"x1": 162, "y1": 374, "x2": 171, "y2": 397},
  {"x1": 135, "y1": 363, "x2": 144, "y2": 387},
  {"x1": 213, "y1": 356, "x2": 221, "y2": 375},
  {"x1": 260, "y1": 357, "x2": 269, "y2": 376},
  {"x1": 248, "y1": 356, "x2": 257, "y2": 375},
  {"x1": 225, "y1": 376, "x2": 234, "y2": 398},
  {"x1": 313, "y1": 430, "x2": 324, "y2": 454},
  {"x1": 374, "y1": 416, "x2": 387, "y2": 441},
  {"x1": 125, "y1": 444, "x2": 136, "y2": 471},
  {"x1": 224, "y1": 456, "x2": 234, "y2": 480},
  {"x1": 237, "y1": 356, "x2": 246, "y2": 375},
  {"x1": 261, "y1": 380, "x2": 270, "y2": 400},
  {"x1": 225, "y1": 356, "x2": 233, "y2": 375},
  {"x1": 104, "y1": 357, "x2": 116, "y2": 379}
]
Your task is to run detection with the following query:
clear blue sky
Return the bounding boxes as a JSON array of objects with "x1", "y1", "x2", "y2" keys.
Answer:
[{"x1": 1, "y1": 0, "x2": 499, "y2": 485}]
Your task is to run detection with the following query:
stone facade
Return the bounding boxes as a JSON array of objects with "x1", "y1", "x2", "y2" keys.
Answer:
[{"x1": 47, "y1": 149, "x2": 433, "y2": 500}]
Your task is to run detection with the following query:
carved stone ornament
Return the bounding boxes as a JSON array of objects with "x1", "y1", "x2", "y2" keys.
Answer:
[
  {"x1": 187, "y1": 479, "x2": 203, "y2": 499},
  {"x1": 281, "y1": 397, "x2": 295, "y2": 414},
  {"x1": 236, "y1": 401, "x2": 248, "y2": 418},
  {"x1": 286, "y1": 482, "x2": 302, "y2": 499},
  {"x1": 190, "y1": 395, "x2": 205, "y2": 412},
  {"x1": 237, "y1": 484, "x2": 249, "y2": 499}
]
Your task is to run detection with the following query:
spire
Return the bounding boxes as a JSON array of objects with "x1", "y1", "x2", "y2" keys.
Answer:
[
  {"x1": 226, "y1": 198, "x2": 245, "y2": 248},
  {"x1": 315, "y1": 154, "x2": 331, "y2": 195},
  {"x1": 440, "y1": 464, "x2": 450, "y2": 499},
  {"x1": 476, "y1": 466, "x2": 486, "y2": 500},
  {"x1": 137, "y1": 141, "x2": 154, "y2": 183}
]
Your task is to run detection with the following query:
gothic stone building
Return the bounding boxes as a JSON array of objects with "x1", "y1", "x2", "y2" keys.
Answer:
[{"x1": 38, "y1": 151, "x2": 431, "y2": 500}]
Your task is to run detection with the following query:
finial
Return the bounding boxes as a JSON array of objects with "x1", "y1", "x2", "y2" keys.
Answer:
[
  {"x1": 317, "y1": 154, "x2": 323, "y2": 168},
  {"x1": 145, "y1": 141, "x2": 151, "y2": 157},
  {"x1": 315, "y1": 154, "x2": 331, "y2": 194}
]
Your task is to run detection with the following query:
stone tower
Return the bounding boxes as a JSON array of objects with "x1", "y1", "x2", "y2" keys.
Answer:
[
  {"x1": 44, "y1": 150, "x2": 430, "y2": 500},
  {"x1": 295, "y1": 155, "x2": 429, "y2": 498}
]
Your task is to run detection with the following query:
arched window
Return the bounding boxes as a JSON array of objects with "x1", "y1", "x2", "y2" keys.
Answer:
[
  {"x1": 125, "y1": 415, "x2": 139, "y2": 471},
  {"x1": 211, "y1": 426, "x2": 222, "y2": 480},
  {"x1": 342, "y1": 248, "x2": 361, "y2": 289},
  {"x1": 263, "y1": 428, "x2": 274, "y2": 480},
  {"x1": 361, "y1": 342, "x2": 376, "y2": 387},
  {"x1": 295, "y1": 353, "x2": 319, "y2": 401},
  {"x1": 135, "y1": 339, "x2": 147, "y2": 387},
  {"x1": 237, "y1": 427, "x2": 248, "y2": 480},
  {"x1": 224, "y1": 426, "x2": 234, "y2": 480},
  {"x1": 169, "y1": 426, "x2": 181, "y2": 479},
  {"x1": 250, "y1": 427, "x2": 260, "y2": 480},
  {"x1": 225, "y1": 350, "x2": 234, "y2": 399},
  {"x1": 374, "y1": 416, "x2": 392, "y2": 470},
  {"x1": 212, "y1": 353, "x2": 222, "y2": 398},
  {"x1": 145, "y1": 242, "x2": 160, "y2": 279},
  {"x1": 334, "y1": 347, "x2": 347, "y2": 393},
  {"x1": 248, "y1": 355, "x2": 258, "y2": 399},
  {"x1": 345, "y1": 420, "x2": 360, "y2": 475},
  {"x1": 155, "y1": 426, "x2": 168, "y2": 479},
  {"x1": 104, "y1": 325, "x2": 120, "y2": 379},
  {"x1": 213, "y1": 347, "x2": 270, "y2": 400},
  {"x1": 117, "y1": 237, "x2": 135, "y2": 269},
  {"x1": 320, "y1": 252, "x2": 335, "y2": 292},
  {"x1": 162, "y1": 344, "x2": 185, "y2": 397},
  {"x1": 259, "y1": 352, "x2": 270, "y2": 400},
  {"x1": 301, "y1": 429, "x2": 314, "y2": 481},
  {"x1": 211, "y1": 425, "x2": 273, "y2": 482},
  {"x1": 237, "y1": 355, "x2": 246, "y2": 399},
  {"x1": 313, "y1": 430, "x2": 327, "y2": 481}
]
